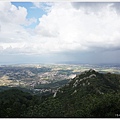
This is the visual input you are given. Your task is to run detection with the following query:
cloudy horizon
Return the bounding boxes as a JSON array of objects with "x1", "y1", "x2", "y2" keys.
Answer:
[{"x1": 0, "y1": 2, "x2": 120, "y2": 65}]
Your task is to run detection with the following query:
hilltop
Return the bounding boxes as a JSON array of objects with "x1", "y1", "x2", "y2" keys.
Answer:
[{"x1": 56, "y1": 69, "x2": 120, "y2": 97}]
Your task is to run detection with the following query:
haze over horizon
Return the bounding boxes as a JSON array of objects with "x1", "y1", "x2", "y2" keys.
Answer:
[{"x1": 0, "y1": 2, "x2": 120, "y2": 64}]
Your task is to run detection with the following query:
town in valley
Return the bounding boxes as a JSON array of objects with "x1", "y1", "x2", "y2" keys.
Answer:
[{"x1": 0, "y1": 63, "x2": 120, "y2": 95}]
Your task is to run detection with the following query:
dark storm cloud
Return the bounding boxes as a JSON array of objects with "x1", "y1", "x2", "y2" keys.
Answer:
[
  {"x1": 71, "y1": 2, "x2": 120, "y2": 14},
  {"x1": 71, "y1": 2, "x2": 109, "y2": 10},
  {"x1": 54, "y1": 48, "x2": 120, "y2": 64},
  {"x1": 111, "y1": 2, "x2": 120, "y2": 14}
]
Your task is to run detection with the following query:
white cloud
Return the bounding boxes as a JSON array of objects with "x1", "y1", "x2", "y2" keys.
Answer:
[
  {"x1": 0, "y1": 2, "x2": 37, "y2": 54},
  {"x1": 1, "y1": 2, "x2": 120, "y2": 57},
  {"x1": 0, "y1": 2, "x2": 27, "y2": 25},
  {"x1": 32, "y1": 2, "x2": 53, "y2": 12},
  {"x1": 34, "y1": 2, "x2": 120, "y2": 53}
]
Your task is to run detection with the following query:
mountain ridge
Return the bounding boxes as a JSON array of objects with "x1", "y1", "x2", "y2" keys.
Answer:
[{"x1": 55, "y1": 69, "x2": 120, "y2": 98}]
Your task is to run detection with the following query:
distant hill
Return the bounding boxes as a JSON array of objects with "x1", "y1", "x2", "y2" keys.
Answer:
[{"x1": 0, "y1": 69, "x2": 120, "y2": 117}]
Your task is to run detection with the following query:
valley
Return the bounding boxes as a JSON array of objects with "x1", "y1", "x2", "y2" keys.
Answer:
[{"x1": 0, "y1": 63, "x2": 120, "y2": 95}]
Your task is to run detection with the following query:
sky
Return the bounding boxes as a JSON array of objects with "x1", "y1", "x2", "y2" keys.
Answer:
[{"x1": 0, "y1": 2, "x2": 120, "y2": 65}]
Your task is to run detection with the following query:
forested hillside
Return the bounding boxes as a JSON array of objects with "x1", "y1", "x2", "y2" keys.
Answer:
[{"x1": 0, "y1": 69, "x2": 120, "y2": 118}]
